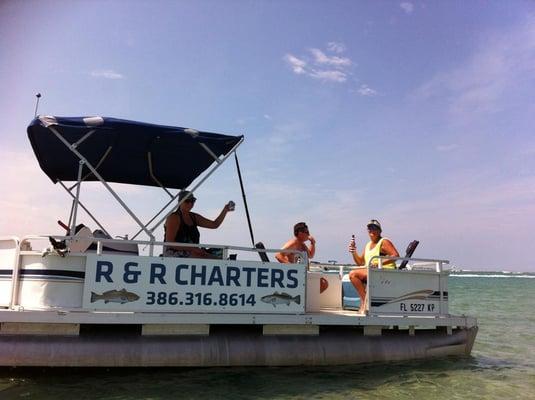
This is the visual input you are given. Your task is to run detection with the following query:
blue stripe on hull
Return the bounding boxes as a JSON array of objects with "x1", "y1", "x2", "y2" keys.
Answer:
[{"x1": 0, "y1": 269, "x2": 85, "y2": 282}]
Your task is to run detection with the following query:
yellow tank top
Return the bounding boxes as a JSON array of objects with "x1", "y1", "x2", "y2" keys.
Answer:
[{"x1": 364, "y1": 238, "x2": 396, "y2": 269}]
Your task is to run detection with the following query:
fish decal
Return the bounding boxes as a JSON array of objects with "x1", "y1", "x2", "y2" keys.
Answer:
[
  {"x1": 261, "y1": 292, "x2": 301, "y2": 307},
  {"x1": 90, "y1": 288, "x2": 140, "y2": 304}
]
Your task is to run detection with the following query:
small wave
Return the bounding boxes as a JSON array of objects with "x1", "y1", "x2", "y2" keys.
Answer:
[{"x1": 450, "y1": 274, "x2": 535, "y2": 279}]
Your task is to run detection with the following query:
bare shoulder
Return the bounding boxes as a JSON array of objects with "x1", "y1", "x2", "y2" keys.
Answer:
[
  {"x1": 166, "y1": 213, "x2": 179, "y2": 223},
  {"x1": 381, "y1": 238, "x2": 399, "y2": 255},
  {"x1": 281, "y1": 238, "x2": 299, "y2": 249},
  {"x1": 381, "y1": 238, "x2": 397, "y2": 249}
]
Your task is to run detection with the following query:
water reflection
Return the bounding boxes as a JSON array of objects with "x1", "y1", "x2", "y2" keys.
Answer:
[{"x1": 0, "y1": 356, "x2": 516, "y2": 400}]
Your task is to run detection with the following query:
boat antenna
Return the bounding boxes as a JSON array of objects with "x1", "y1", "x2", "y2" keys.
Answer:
[
  {"x1": 234, "y1": 152, "x2": 256, "y2": 247},
  {"x1": 34, "y1": 93, "x2": 42, "y2": 118}
]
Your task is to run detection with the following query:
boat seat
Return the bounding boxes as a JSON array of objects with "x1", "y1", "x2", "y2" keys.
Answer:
[
  {"x1": 86, "y1": 229, "x2": 139, "y2": 255},
  {"x1": 254, "y1": 242, "x2": 270, "y2": 262},
  {"x1": 67, "y1": 225, "x2": 93, "y2": 253},
  {"x1": 398, "y1": 240, "x2": 419, "y2": 269}
]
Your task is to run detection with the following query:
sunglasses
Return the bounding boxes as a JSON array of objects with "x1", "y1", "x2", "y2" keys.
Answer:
[{"x1": 184, "y1": 198, "x2": 196, "y2": 204}]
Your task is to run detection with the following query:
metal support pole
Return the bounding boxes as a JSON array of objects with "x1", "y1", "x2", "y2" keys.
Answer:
[
  {"x1": 199, "y1": 143, "x2": 222, "y2": 164},
  {"x1": 69, "y1": 144, "x2": 112, "y2": 191},
  {"x1": 8, "y1": 237, "x2": 21, "y2": 309},
  {"x1": 366, "y1": 265, "x2": 370, "y2": 314},
  {"x1": 234, "y1": 153, "x2": 255, "y2": 247},
  {"x1": 134, "y1": 137, "x2": 244, "y2": 240},
  {"x1": 70, "y1": 161, "x2": 84, "y2": 235},
  {"x1": 58, "y1": 181, "x2": 111, "y2": 237},
  {"x1": 67, "y1": 197, "x2": 75, "y2": 232},
  {"x1": 438, "y1": 261, "x2": 444, "y2": 315},
  {"x1": 49, "y1": 126, "x2": 155, "y2": 242},
  {"x1": 147, "y1": 152, "x2": 174, "y2": 199},
  {"x1": 34, "y1": 93, "x2": 41, "y2": 118}
]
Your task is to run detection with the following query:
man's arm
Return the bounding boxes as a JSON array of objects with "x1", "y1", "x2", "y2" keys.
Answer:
[
  {"x1": 379, "y1": 239, "x2": 400, "y2": 264},
  {"x1": 307, "y1": 235, "x2": 316, "y2": 259},
  {"x1": 351, "y1": 250, "x2": 365, "y2": 266},
  {"x1": 381, "y1": 239, "x2": 399, "y2": 258},
  {"x1": 275, "y1": 252, "x2": 288, "y2": 263},
  {"x1": 349, "y1": 238, "x2": 365, "y2": 265}
]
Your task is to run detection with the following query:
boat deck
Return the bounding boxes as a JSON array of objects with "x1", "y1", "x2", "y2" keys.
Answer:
[{"x1": 0, "y1": 307, "x2": 476, "y2": 329}]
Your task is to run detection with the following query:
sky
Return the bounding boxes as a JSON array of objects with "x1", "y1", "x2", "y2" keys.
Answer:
[{"x1": 1, "y1": 1, "x2": 534, "y2": 272}]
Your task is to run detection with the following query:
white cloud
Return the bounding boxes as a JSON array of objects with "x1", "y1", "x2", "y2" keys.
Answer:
[
  {"x1": 357, "y1": 84, "x2": 378, "y2": 96},
  {"x1": 309, "y1": 48, "x2": 351, "y2": 67},
  {"x1": 263, "y1": 114, "x2": 272, "y2": 120},
  {"x1": 327, "y1": 42, "x2": 346, "y2": 53},
  {"x1": 90, "y1": 69, "x2": 125, "y2": 80},
  {"x1": 400, "y1": 2, "x2": 414, "y2": 14},
  {"x1": 309, "y1": 69, "x2": 347, "y2": 83},
  {"x1": 284, "y1": 44, "x2": 353, "y2": 84},
  {"x1": 283, "y1": 54, "x2": 307, "y2": 74}
]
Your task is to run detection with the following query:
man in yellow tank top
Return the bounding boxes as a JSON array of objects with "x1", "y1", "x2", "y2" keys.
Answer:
[{"x1": 348, "y1": 219, "x2": 399, "y2": 313}]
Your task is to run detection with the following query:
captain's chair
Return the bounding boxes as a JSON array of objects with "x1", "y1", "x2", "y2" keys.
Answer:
[
  {"x1": 254, "y1": 242, "x2": 270, "y2": 262},
  {"x1": 398, "y1": 240, "x2": 419, "y2": 269}
]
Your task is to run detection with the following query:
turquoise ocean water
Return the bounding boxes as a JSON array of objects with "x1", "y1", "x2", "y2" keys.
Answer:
[{"x1": 0, "y1": 272, "x2": 534, "y2": 399}]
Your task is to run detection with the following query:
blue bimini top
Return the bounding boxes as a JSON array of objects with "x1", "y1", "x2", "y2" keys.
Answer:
[{"x1": 27, "y1": 116, "x2": 243, "y2": 190}]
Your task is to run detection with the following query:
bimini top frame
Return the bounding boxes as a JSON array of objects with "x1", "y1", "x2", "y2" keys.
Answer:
[{"x1": 27, "y1": 116, "x2": 244, "y2": 252}]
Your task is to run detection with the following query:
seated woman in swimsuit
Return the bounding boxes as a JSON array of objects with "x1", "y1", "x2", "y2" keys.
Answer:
[
  {"x1": 348, "y1": 219, "x2": 399, "y2": 313},
  {"x1": 164, "y1": 190, "x2": 233, "y2": 258}
]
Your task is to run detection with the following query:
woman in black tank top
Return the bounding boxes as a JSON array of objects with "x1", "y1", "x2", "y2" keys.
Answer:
[{"x1": 164, "y1": 190, "x2": 234, "y2": 258}]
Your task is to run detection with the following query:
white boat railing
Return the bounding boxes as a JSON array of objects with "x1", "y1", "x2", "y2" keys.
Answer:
[
  {"x1": 312, "y1": 256, "x2": 450, "y2": 316},
  {"x1": 3, "y1": 235, "x2": 452, "y2": 316},
  {"x1": 18, "y1": 234, "x2": 307, "y2": 262},
  {"x1": 369, "y1": 255, "x2": 449, "y2": 272},
  {"x1": 0, "y1": 237, "x2": 21, "y2": 309},
  {"x1": 312, "y1": 256, "x2": 449, "y2": 273},
  {"x1": 2, "y1": 235, "x2": 309, "y2": 311},
  {"x1": 366, "y1": 256, "x2": 449, "y2": 316}
]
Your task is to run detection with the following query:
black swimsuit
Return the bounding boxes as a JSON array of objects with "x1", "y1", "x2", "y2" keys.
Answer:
[
  {"x1": 164, "y1": 210, "x2": 200, "y2": 257},
  {"x1": 173, "y1": 210, "x2": 200, "y2": 244}
]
